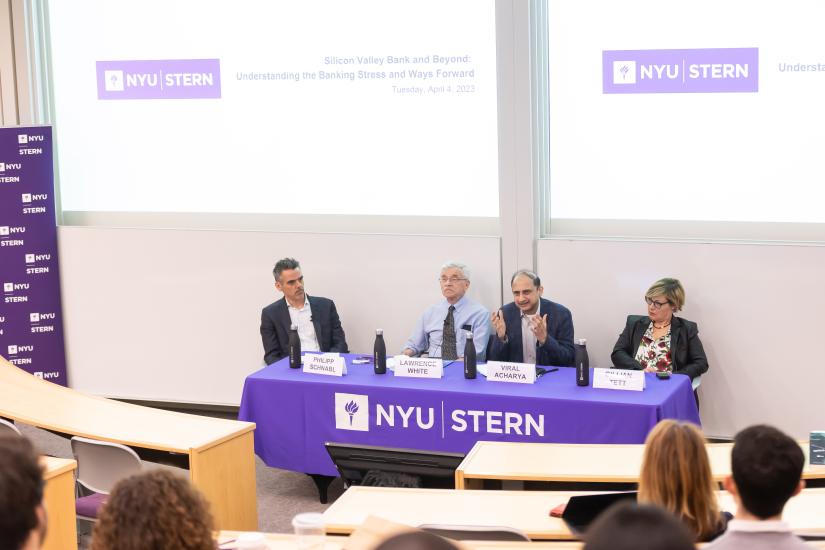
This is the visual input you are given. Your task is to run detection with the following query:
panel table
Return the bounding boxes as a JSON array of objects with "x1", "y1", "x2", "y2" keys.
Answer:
[{"x1": 239, "y1": 355, "x2": 700, "y2": 476}]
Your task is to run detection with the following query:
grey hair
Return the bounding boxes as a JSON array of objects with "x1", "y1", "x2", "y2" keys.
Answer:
[
  {"x1": 273, "y1": 257, "x2": 300, "y2": 282},
  {"x1": 510, "y1": 269, "x2": 541, "y2": 288},
  {"x1": 440, "y1": 261, "x2": 470, "y2": 281}
]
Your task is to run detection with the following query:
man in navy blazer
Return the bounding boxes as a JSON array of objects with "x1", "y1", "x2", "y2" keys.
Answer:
[
  {"x1": 488, "y1": 270, "x2": 575, "y2": 367},
  {"x1": 260, "y1": 258, "x2": 348, "y2": 365}
]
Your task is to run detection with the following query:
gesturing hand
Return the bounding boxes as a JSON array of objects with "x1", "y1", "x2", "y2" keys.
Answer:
[
  {"x1": 491, "y1": 310, "x2": 507, "y2": 341},
  {"x1": 530, "y1": 314, "x2": 548, "y2": 345}
]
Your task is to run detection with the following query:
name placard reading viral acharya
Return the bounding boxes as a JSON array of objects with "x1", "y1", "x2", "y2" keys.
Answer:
[
  {"x1": 394, "y1": 356, "x2": 444, "y2": 379},
  {"x1": 485, "y1": 361, "x2": 537, "y2": 384}
]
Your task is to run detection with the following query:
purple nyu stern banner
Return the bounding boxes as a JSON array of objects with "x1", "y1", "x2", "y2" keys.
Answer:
[{"x1": 0, "y1": 126, "x2": 68, "y2": 385}]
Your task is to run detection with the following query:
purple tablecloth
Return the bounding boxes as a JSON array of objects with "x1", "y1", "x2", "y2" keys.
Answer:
[{"x1": 238, "y1": 355, "x2": 700, "y2": 476}]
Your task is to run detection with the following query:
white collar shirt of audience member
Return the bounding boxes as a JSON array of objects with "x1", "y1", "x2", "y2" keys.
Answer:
[
  {"x1": 705, "y1": 519, "x2": 810, "y2": 550},
  {"x1": 287, "y1": 296, "x2": 320, "y2": 352}
]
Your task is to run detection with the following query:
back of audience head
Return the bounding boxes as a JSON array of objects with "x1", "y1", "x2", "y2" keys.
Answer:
[
  {"x1": 727, "y1": 424, "x2": 804, "y2": 519},
  {"x1": 374, "y1": 530, "x2": 461, "y2": 550},
  {"x1": 0, "y1": 434, "x2": 47, "y2": 550},
  {"x1": 638, "y1": 419, "x2": 721, "y2": 541},
  {"x1": 584, "y1": 501, "x2": 694, "y2": 550},
  {"x1": 90, "y1": 469, "x2": 215, "y2": 550}
]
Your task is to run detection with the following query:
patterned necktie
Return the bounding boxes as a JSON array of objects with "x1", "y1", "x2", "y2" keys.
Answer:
[{"x1": 442, "y1": 305, "x2": 458, "y2": 360}]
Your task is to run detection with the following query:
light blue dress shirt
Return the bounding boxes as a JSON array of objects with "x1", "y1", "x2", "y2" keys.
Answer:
[{"x1": 403, "y1": 295, "x2": 490, "y2": 360}]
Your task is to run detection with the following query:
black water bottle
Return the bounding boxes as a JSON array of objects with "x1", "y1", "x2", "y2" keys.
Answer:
[
  {"x1": 463, "y1": 331, "x2": 477, "y2": 379},
  {"x1": 374, "y1": 329, "x2": 387, "y2": 374},
  {"x1": 575, "y1": 338, "x2": 589, "y2": 386},
  {"x1": 288, "y1": 323, "x2": 301, "y2": 369}
]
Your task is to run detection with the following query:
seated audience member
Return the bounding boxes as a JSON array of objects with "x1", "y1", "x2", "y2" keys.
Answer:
[
  {"x1": 706, "y1": 424, "x2": 808, "y2": 549},
  {"x1": 611, "y1": 277, "x2": 708, "y2": 380},
  {"x1": 0, "y1": 435, "x2": 47, "y2": 550},
  {"x1": 402, "y1": 261, "x2": 490, "y2": 361},
  {"x1": 584, "y1": 501, "x2": 694, "y2": 550},
  {"x1": 488, "y1": 269, "x2": 574, "y2": 366},
  {"x1": 260, "y1": 257, "x2": 348, "y2": 365},
  {"x1": 375, "y1": 531, "x2": 461, "y2": 550},
  {"x1": 638, "y1": 420, "x2": 729, "y2": 542},
  {"x1": 90, "y1": 469, "x2": 215, "y2": 550}
]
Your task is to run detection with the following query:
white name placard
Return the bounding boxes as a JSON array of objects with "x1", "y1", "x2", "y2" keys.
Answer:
[
  {"x1": 593, "y1": 368, "x2": 646, "y2": 391},
  {"x1": 393, "y1": 356, "x2": 443, "y2": 379},
  {"x1": 485, "y1": 361, "x2": 536, "y2": 384},
  {"x1": 303, "y1": 354, "x2": 346, "y2": 377}
]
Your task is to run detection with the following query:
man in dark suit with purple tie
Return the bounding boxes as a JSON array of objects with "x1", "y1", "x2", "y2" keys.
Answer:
[{"x1": 260, "y1": 257, "x2": 348, "y2": 365}]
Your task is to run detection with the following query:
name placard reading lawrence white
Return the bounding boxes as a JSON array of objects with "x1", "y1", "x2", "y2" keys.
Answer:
[
  {"x1": 303, "y1": 354, "x2": 346, "y2": 377},
  {"x1": 394, "y1": 356, "x2": 443, "y2": 379},
  {"x1": 593, "y1": 368, "x2": 645, "y2": 391},
  {"x1": 485, "y1": 361, "x2": 536, "y2": 384}
]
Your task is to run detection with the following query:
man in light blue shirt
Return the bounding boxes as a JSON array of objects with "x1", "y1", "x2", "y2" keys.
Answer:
[{"x1": 402, "y1": 261, "x2": 490, "y2": 361}]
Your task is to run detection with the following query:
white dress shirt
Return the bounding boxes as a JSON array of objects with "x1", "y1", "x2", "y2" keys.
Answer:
[
  {"x1": 520, "y1": 312, "x2": 538, "y2": 364},
  {"x1": 287, "y1": 297, "x2": 320, "y2": 352}
]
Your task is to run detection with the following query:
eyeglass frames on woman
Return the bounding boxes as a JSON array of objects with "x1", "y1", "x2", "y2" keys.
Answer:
[{"x1": 645, "y1": 297, "x2": 670, "y2": 309}]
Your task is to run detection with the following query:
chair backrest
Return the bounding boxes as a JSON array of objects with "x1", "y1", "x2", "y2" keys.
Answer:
[
  {"x1": 0, "y1": 418, "x2": 22, "y2": 437},
  {"x1": 418, "y1": 524, "x2": 530, "y2": 541},
  {"x1": 70, "y1": 436, "x2": 141, "y2": 494}
]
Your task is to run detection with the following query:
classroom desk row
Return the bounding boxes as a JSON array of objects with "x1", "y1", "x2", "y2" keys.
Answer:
[
  {"x1": 455, "y1": 440, "x2": 825, "y2": 489},
  {"x1": 322, "y1": 486, "x2": 825, "y2": 541},
  {"x1": 0, "y1": 356, "x2": 257, "y2": 530},
  {"x1": 42, "y1": 456, "x2": 78, "y2": 550},
  {"x1": 216, "y1": 533, "x2": 825, "y2": 550}
]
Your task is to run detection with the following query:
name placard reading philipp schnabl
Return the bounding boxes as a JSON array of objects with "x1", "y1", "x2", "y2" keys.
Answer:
[{"x1": 303, "y1": 353, "x2": 346, "y2": 377}]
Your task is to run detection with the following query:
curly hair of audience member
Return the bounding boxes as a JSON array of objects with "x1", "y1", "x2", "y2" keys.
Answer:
[{"x1": 90, "y1": 469, "x2": 215, "y2": 550}]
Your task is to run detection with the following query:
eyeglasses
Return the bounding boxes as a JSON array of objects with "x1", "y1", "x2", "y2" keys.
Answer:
[
  {"x1": 645, "y1": 297, "x2": 671, "y2": 309},
  {"x1": 439, "y1": 277, "x2": 467, "y2": 284}
]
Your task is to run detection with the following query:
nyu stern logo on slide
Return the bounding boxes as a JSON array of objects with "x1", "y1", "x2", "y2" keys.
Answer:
[
  {"x1": 97, "y1": 59, "x2": 221, "y2": 100},
  {"x1": 604, "y1": 48, "x2": 758, "y2": 94}
]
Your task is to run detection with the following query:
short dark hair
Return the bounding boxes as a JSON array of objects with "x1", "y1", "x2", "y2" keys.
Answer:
[
  {"x1": 731, "y1": 424, "x2": 804, "y2": 519},
  {"x1": 0, "y1": 434, "x2": 44, "y2": 550},
  {"x1": 510, "y1": 269, "x2": 541, "y2": 288},
  {"x1": 272, "y1": 257, "x2": 300, "y2": 282},
  {"x1": 585, "y1": 502, "x2": 694, "y2": 550}
]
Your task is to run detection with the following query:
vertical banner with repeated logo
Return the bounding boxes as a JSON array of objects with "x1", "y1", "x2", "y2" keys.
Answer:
[{"x1": 0, "y1": 126, "x2": 68, "y2": 385}]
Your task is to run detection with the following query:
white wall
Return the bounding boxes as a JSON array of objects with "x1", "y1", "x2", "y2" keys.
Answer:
[
  {"x1": 537, "y1": 238, "x2": 825, "y2": 439},
  {"x1": 58, "y1": 227, "x2": 501, "y2": 405}
]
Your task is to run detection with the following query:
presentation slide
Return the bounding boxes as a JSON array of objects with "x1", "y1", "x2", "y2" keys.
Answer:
[
  {"x1": 548, "y1": 0, "x2": 825, "y2": 235},
  {"x1": 48, "y1": 0, "x2": 498, "y2": 219}
]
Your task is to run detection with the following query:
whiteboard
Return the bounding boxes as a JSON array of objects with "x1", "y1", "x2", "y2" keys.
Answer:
[{"x1": 58, "y1": 227, "x2": 501, "y2": 404}]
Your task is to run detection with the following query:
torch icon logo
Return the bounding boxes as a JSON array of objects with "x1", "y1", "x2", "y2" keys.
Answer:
[
  {"x1": 345, "y1": 400, "x2": 359, "y2": 425},
  {"x1": 335, "y1": 393, "x2": 369, "y2": 431}
]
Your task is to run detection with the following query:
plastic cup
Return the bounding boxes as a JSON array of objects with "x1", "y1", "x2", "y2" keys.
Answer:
[
  {"x1": 235, "y1": 532, "x2": 268, "y2": 550},
  {"x1": 292, "y1": 512, "x2": 325, "y2": 550}
]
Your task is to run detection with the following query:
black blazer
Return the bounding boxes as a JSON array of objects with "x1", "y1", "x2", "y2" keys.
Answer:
[
  {"x1": 611, "y1": 315, "x2": 708, "y2": 380},
  {"x1": 488, "y1": 298, "x2": 575, "y2": 367},
  {"x1": 260, "y1": 295, "x2": 348, "y2": 365}
]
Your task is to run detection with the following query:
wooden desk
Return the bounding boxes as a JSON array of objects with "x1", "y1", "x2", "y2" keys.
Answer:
[
  {"x1": 216, "y1": 531, "x2": 825, "y2": 549},
  {"x1": 455, "y1": 441, "x2": 825, "y2": 489},
  {"x1": 322, "y1": 486, "x2": 825, "y2": 540},
  {"x1": 0, "y1": 357, "x2": 257, "y2": 530},
  {"x1": 42, "y1": 456, "x2": 78, "y2": 550},
  {"x1": 217, "y1": 532, "x2": 585, "y2": 550}
]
